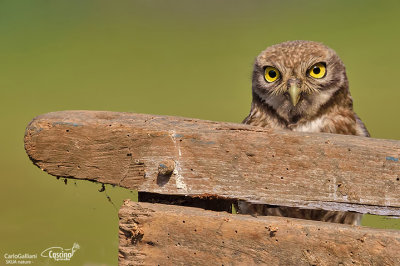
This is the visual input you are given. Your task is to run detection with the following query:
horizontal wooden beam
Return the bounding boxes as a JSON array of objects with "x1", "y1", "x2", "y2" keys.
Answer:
[
  {"x1": 24, "y1": 111, "x2": 400, "y2": 215},
  {"x1": 119, "y1": 200, "x2": 400, "y2": 265}
]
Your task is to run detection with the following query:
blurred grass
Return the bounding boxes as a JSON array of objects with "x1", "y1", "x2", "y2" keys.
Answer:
[{"x1": 1, "y1": 0, "x2": 400, "y2": 265}]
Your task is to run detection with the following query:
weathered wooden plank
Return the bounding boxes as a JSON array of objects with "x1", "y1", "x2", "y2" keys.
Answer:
[
  {"x1": 119, "y1": 200, "x2": 400, "y2": 265},
  {"x1": 24, "y1": 111, "x2": 400, "y2": 215}
]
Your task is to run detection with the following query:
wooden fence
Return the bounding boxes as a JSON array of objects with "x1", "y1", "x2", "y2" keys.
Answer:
[{"x1": 24, "y1": 110, "x2": 400, "y2": 265}]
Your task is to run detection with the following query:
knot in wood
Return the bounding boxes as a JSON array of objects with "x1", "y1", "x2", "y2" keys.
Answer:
[{"x1": 158, "y1": 160, "x2": 175, "y2": 176}]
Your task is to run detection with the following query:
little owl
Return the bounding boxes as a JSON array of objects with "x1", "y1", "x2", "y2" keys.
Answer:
[{"x1": 240, "y1": 40, "x2": 369, "y2": 225}]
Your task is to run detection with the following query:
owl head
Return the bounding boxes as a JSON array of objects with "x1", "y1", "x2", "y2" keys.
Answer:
[{"x1": 252, "y1": 40, "x2": 351, "y2": 123}]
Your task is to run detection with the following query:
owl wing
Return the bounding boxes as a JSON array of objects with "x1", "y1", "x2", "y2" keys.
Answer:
[{"x1": 354, "y1": 114, "x2": 370, "y2": 137}]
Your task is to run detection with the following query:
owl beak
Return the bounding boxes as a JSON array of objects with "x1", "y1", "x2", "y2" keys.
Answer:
[{"x1": 288, "y1": 83, "x2": 301, "y2": 106}]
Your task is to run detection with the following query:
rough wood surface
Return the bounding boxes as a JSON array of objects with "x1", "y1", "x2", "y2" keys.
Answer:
[
  {"x1": 24, "y1": 110, "x2": 400, "y2": 215},
  {"x1": 119, "y1": 200, "x2": 400, "y2": 265}
]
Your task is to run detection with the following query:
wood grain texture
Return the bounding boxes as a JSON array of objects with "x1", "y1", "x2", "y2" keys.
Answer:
[
  {"x1": 24, "y1": 110, "x2": 400, "y2": 215},
  {"x1": 119, "y1": 200, "x2": 400, "y2": 266}
]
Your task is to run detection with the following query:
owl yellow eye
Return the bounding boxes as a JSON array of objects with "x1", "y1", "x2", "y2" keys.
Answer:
[
  {"x1": 308, "y1": 63, "x2": 326, "y2": 79},
  {"x1": 264, "y1": 66, "x2": 280, "y2": 83}
]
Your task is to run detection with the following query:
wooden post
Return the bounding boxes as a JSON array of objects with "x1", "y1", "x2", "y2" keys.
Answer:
[
  {"x1": 119, "y1": 200, "x2": 400, "y2": 265},
  {"x1": 24, "y1": 111, "x2": 400, "y2": 265},
  {"x1": 25, "y1": 111, "x2": 400, "y2": 215}
]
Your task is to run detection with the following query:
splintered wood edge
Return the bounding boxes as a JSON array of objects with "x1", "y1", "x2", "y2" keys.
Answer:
[
  {"x1": 24, "y1": 110, "x2": 400, "y2": 215},
  {"x1": 118, "y1": 200, "x2": 400, "y2": 265}
]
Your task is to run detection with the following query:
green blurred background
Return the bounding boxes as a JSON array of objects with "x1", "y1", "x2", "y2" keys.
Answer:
[{"x1": 1, "y1": 0, "x2": 400, "y2": 265}]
